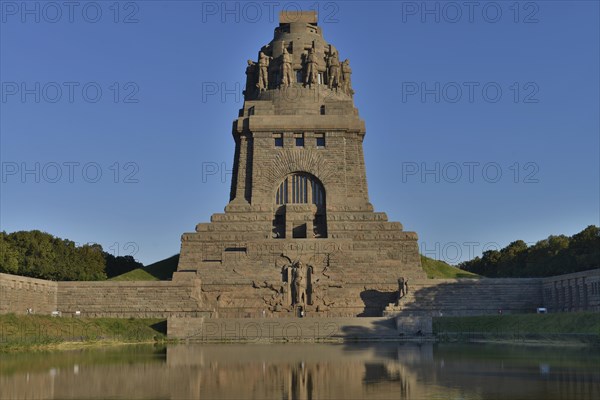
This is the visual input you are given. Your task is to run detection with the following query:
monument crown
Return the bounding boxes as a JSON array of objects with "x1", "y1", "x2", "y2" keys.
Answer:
[{"x1": 243, "y1": 11, "x2": 353, "y2": 102}]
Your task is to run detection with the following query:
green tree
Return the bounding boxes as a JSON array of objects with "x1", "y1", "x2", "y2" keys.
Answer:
[
  {"x1": 1, "y1": 230, "x2": 107, "y2": 281},
  {"x1": 0, "y1": 232, "x2": 20, "y2": 274},
  {"x1": 460, "y1": 226, "x2": 599, "y2": 277}
]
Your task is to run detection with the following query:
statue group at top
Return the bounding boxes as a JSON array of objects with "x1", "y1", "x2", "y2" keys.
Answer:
[{"x1": 245, "y1": 43, "x2": 353, "y2": 97}]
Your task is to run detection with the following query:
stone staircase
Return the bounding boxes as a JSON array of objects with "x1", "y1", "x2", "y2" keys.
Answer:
[{"x1": 384, "y1": 278, "x2": 543, "y2": 317}]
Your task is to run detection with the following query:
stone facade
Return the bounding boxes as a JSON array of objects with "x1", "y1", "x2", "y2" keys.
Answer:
[
  {"x1": 0, "y1": 273, "x2": 206, "y2": 318},
  {"x1": 1, "y1": 271, "x2": 598, "y2": 321},
  {"x1": 175, "y1": 11, "x2": 426, "y2": 318},
  {"x1": 542, "y1": 269, "x2": 600, "y2": 312}
]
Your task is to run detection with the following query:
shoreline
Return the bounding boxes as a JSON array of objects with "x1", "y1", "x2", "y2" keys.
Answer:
[
  {"x1": 0, "y1": 338, "x2": 169, "y2": 353},
  {"x1": 2, "y1": 334, "x2": 597, "y2": 353},
  {"x1": 2, "y1": 313, "x2": 599, "y2": 352}
]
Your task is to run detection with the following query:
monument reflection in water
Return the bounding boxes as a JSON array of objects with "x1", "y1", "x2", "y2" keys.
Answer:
[{"x1": 1, "y1": 343, "x2": 599, "y2": 399}]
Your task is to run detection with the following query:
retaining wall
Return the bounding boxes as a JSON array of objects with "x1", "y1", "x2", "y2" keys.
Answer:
[
  {"x1": 542, "y1": 269, "x2": 600, "y2": 312},
  {"x1": 1, "y1": 269, "x2": 599, "y2": 319}
]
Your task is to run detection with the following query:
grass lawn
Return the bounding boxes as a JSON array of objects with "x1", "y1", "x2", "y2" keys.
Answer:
[
  {"x1": 0, "y1": 314, "x2": 167, "y2": 352},
  {"x1": 434, "y1": 312, "x2": 600, "y2": 335}
]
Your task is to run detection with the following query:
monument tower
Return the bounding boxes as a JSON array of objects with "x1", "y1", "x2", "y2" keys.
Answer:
[{"x1": 174, "y1": 11, "x2": 426, "y2": 317}]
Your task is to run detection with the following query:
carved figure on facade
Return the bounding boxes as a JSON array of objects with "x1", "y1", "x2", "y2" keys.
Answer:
[
  {"x1": 341, "y1": 59, "x2": 353, "y2": 94},
  {"x1": 281, "y1": 255, "x2": 313, "y2": 307},
  {"x1": 257, "y1": 52, "x2": 272, "y2": 91},
  {"x1": 304, "y1": 48, "x2": 319, "y2": 87},
  {"x1": 244, "y1": 60, "x2": 258, "y2": 98},
  {"x1": 280, "y1": 43, "x2": 294, "y2": 87},
  {"x1": 293, "y1": 261, "x2": 307, "y2": 305},
  {"x1": 327, "y1": 51, "x2": 340, "y2": 89}
]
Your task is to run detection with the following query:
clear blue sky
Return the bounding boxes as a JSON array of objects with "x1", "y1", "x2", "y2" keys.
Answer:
[{"x1": 1, "y1": 1, "x2": 598, "y2": 265}]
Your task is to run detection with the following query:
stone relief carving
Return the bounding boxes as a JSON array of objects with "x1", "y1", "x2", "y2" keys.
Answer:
[
  {"x1": 281, "y1": 257, "x2": 313, "y2": 307},
  {"x1": 280, "y1": 43, "x2": 294, "y2": 87},
  {"x1": 244, "y1": 45, "x2": 352, "y2": 96},
  {"x1": 341, "y1": 59, "x2": 353, "y2": 94},
  {"x1": 257, "y1": 51, "x2": 272, "y2": 91},
  {"x1": 262, "y1": 150, "x2": 334, "y2": 195},
  {"x1": 292, "y1": 261, "x2": 308, "y2": 305},
  {"x1": 327, "y1": 51, "x2": 340, "y2": 89},
  {"x1": 304, "y1": 48, "x2": 319, "y2": 87},
  {"x1": 244, "y1": 60, "x2": 258, "y2": 98}
]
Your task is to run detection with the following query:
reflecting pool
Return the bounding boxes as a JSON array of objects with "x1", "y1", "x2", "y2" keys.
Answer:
[{"x1": 1, "y1": 342, "x2": 599, "y2": 399}]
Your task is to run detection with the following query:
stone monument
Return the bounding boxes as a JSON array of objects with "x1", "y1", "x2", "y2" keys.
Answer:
[{"x1": 174, "y1": 11, "x2": 426, "y2": 317}]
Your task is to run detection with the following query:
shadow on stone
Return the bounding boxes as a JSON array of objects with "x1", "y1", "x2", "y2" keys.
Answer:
[
  {"x1": 358, "y1": 289, "x2": 397, "y2": 317},
  {"x1": 150, "y1": 320, "x2": 168, "y2": 335}
]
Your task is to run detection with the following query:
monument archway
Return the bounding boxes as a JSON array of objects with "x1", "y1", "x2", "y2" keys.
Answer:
[{"x1": 273, "y1": 172, "x2": 327, "y2": 239}]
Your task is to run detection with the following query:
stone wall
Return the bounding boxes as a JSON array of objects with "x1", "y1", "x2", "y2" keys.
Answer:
[
  {"x1": 0, "y1": 273, "x2": 58, "y2": 315},
  {"x1": 0, "y1": 273, "x2": 206, "y2": 318},
  {"x1": 2, "y1": 270, "x2": 599, "y2": 319},
  {"x1": 56, "y1": 280, "x2": 204, "y2": 318},
  {"x1": 542, "y1": 269, "x2": 600, "y2": 312}
]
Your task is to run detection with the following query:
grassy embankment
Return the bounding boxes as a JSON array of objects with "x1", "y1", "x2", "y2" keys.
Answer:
[
  {"x1": 420, "y1": 256, "x2": 480, "y2": 279},
  {"x1": 0, "y1": 314, "x2": 168, "y2": 352},
  {"x1": 434, "y1": 312, "x2": 600, "y2": 344},
  {"x1": 110, "y1": 254, "x2": 179, "y2": 281}
]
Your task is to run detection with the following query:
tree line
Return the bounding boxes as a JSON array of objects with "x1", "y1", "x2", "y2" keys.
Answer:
[
  {"x1": 459, "y1": 225, "x2": 600, "y2": 277},
  {"x1": 0, "y1": 230, "x2": 142, "y2": 281},
  {"x1": 2, "y1": 226, "x2": 598, "y2": 281}
]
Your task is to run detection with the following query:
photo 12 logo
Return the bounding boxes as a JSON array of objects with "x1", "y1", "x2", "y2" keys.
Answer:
[
  {"x1": 400, "y1": 1, "x2": 540, "y2": 24},
  {"x1": 189, "y1": 320, "x2": 340, "y2": 341},
  {"x1": 1, "y1": 82, "x2": 140, "y2": 104},
  {"x1": 400, "y1": 161, "x2": 540, "y2": 184},
  {"x1": 201, "y1": 80, "x2": 340, "y2": 104},
  {"x1": 1, "y1": 1, "x2": 140, "y2": 24},
  {"x1": 1, "y1": 161, "x2": 140, "y2": 184},
  {"x1": 401, "y1": 82, "x2": 540, "y2": 104},
  {"x1": 106, "y1": 241, "x2": 140, "y2": 258},
  {"x1": 420, "y1": 241, "x2": 502, "y2": 264},
  {"x1": 200, "y1": 1, "x2": 340, "y2": 24}
]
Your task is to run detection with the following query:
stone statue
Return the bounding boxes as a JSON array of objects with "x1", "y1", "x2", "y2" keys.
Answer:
[
  {"x1": 280, "y1": 45, "x2": 294, "y2": 87},
  {"x1": 304, "y1": 48, "x2": 319, "y2": 87},
  {"x1": 396, "y1": 277, "x2": 408, "y2": 305},
  {"x1": 244, "y1": 60, "x2": 258, "y2": 97},
  {"x1": 293, "y1": 261, "x2": 307, "y2": 306},
  {"x1": 341, "y1": 59, "x2": 353, "y2": 94},
  {"x1": 327, "y1": 51, "x2": 340, "y2": 89},
  {"x1": 257, "y1": 52, "x2": 271, "y2": 91},
  {"x1": 398, "y1": 277, "x2": 405, "y2": 297}
]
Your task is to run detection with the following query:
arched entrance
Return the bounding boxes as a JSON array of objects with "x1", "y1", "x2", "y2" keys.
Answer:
[{"x1": 273, "y1": 172, "x2": 326, "y2": 239}]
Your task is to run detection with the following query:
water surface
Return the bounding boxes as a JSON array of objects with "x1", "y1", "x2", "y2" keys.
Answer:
[{"x1": 1, "y1": 342, "x2": 599, "y2": 399}]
